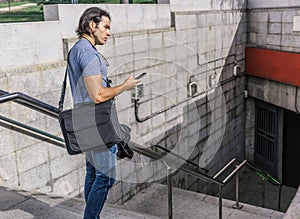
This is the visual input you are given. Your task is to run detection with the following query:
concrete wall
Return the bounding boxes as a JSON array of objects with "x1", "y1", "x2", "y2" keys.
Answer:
[
  {"x1": 0, "y1": 2, "x2": 247, "y2": 202},
  {"x1": 160, "y1": 8, "x2": 247, "y2": 194},
  {"x1": 0, "y1": 21, "x2": 64, "y2": 71},
  {"x1": 158, "y1": 0, "x2": 169, "y2": 3},
  {"x1": 244, "y1": 2, "x2": 300, "y2": 214},
  {"x1": 43, "y1": 4, "x2": 171, "y2": 38},
  {"x1": 170, "y1": 0, "x2": 246, "y2": 12},
  {"x1": 248, "y1": 5, "x2": 300, "y2": 52},
  {"x1": 248, "y1": 0, "x2": 300, "y2": 9},
  {"x1": 245, "y1": 2, "x2": 300, "y2": 163},
  {"x1": 0, "y1": 20, "x2": 75, "y2": 196},
  {"x1": 0, "y1": 61, "x2": 78, "y2": 195}
]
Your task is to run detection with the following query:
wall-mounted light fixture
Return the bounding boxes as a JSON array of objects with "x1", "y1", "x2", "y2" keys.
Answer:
[
  {"x1": 208, "y1": 73, "x2": 217, "y2": 88},
  {"x1": 188, "y1": 82, "x2": 198, "y2": 97},
  {"x1": 188, "y1": 76, "x2": 199, "y2": 97},
  {"x1": 293, "y1": 16, "x2": 300, "y2": 31},
  {"x1": 244, "y1": 90, "x2": 248, "y2": 99},
  {"x1": 233, "y1": 61, "x2": 241, "y2": 77}
]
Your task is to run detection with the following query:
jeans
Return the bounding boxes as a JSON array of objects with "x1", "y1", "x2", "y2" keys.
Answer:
[{"x1": 83, "y1": 145, "x2": 117, "y2": 219}]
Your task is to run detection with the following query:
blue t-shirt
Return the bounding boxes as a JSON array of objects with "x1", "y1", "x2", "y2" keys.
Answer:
[{"x1": 67, "y1": 38, "x2": 108, "y2": 105}]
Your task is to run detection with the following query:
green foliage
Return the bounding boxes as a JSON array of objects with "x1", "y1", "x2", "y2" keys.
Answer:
[
  {"x1": 135, "y1": 0, "x2": 156, "y2": 3},
  {"x1": 0, "y1": 6, "x2": 43, "y2": 23},
  {"x1": 0, "y1": 1, "x2": 31, "y2": 9},
  {"x1": 41, "y1": 0, "x2": 155, "y2": 4},
  {"x1": 42, "y1": 0, "x2": 118, "y2": 4},
  {"x1": 0, "y1": 0, "x2": 157, "y2": 23}
]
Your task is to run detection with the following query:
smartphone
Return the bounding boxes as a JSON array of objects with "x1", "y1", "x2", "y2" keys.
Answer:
[{"x1": 135, "y1": 72, "x2": 147, "y2": 80}]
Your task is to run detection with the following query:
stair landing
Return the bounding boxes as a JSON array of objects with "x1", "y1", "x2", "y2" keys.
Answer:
[
  {"x1": 120, "y1": 183, "x2": 285, "y2": 219},
  {"x1": 0, "y1": 183, "x2": 285, "y2": 219},
  {"x1": 0, "y1": 186, "x2": 160, "y2": 219}
]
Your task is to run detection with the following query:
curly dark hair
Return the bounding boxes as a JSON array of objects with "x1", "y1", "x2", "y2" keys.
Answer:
[{"x1": 76, "y1": 7, "x2": 111, "y2": 37}]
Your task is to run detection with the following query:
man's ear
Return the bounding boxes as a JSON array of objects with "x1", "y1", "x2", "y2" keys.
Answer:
[{"x1": 89, "y1": 21, "x2": 96, "y2": 32}]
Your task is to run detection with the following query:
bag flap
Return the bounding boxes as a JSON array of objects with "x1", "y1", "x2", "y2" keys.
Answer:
[{"x1": 60, "y1": 101, "x2": 112, "y2": 132}]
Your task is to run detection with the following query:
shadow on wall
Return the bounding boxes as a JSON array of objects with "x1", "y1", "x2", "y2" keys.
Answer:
[{"x1": 149, "y1": 11, "x2": 247, "y2": 196}]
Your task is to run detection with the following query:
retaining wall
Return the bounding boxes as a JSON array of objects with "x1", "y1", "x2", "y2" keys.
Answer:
[{"x1": 43, "y1": 4, "x2": 171, "y2": 38}]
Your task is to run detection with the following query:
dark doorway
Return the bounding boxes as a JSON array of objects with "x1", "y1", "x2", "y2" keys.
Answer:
[
  {"x1": 283, "y1": 110, "x2": 300, "y2": 188},
  {"x1": 254, "y1": 101, "x2": 278, "y2": 178}
]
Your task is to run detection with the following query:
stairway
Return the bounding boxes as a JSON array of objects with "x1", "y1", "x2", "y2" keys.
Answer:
[
  {"x1": 0, "y1": 186, "x2": 160, "y2": 219},
  {"x1": 120, "y1": 183, "x2": 285, "y2": 219},
  {"x1": 0, "y1": 183, "x2": 285, "y2": 219}
]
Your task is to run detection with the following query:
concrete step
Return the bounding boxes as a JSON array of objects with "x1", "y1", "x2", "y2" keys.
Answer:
[
  {"x1": 0, "y1": 186, "x2": 82, "y2": 219},
  {"x1": 0, "y1": 186, "x2": 161, "y2": 219},
  {"x1": 222, "y1": 169, "x2": 297, "y2": 212},
  {"x1": 0, "y1": 183, "x2": 286, "y2": 219},
  {"x1": 120, "y1": 183, "x2": 285, "y2": 219}
]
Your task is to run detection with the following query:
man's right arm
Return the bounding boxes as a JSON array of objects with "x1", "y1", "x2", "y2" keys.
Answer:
[{"x1": 84, "y1": 75, "x2": 139, "y2": 104}]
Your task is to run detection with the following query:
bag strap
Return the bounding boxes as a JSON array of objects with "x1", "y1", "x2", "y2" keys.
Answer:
[
  {"x1": 58, "y1": 68, "x2": 68, "y2": 112},
  {"x1": 58, "y1": 52, "x2": 112, "y2": 112},
  {"x1": 58, "y1": 52, "x2": 69, "y2": 112}
]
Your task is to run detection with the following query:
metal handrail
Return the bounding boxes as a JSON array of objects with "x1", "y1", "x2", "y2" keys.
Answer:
[
  {"x1": 130, "y1": 142, "x2": 223, "y2": 186},
  {"x1": 213, "y1": 158, "x2": 237, "y2": 179},
  {"x1": 241, "y1": 160, "x2": 281, "y2": 186},
  {"x1": 0, "y1": 113, "x2": 225, "y2": 218},
  {"x1": 0, "y1": 90, "x2": 60, "y2": 118},
  {"x1": 212, "y1": 157, "x2": 283, "y2": 211},
  {"x1": 0, "y1": 90, "x2": 225, "y2": 217},
  {"x1": 213, "y1": 158, "x2": 282, "y2": 185},
  {"x1": 0, "y1": 114, "x2": 65, "y2": 148},
  {"x1": 0, "y1": 90, "x2": 220, "y2": 185},
  {"x1": 0, "y1": 90, "x2": 283, "y2": 218},
  {"x1": 223, "y1": 160, "x2": 247, "y2": 184},
  {"x1": 129, "y1": 142, "x2": 224, "y2": 219},
  {"x1": 239, "y1": 159, "x2": 283, "y2": 211},
  {"x1": 151, "y1": 144, "x2": 209, "y2": 174}
]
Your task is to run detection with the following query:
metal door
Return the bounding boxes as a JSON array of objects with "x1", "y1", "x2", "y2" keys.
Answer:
[{"x1": 254, "y1": 101, "x2": 278, "y2": 177}]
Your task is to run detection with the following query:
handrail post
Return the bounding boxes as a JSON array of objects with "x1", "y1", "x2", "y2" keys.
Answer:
[
  {"x1": 262, "y1": 180, "x2": 265, "y2": 207},
  {"x1": 167, "y1": 165, "x2": 173, "y2": 219},
  {"x1": 218, "y1": 185, "x2": 222, "y2": 219},
  {"x1": 232, "y1": 167, "x2": 243, "y2": 209},
  {"x1": 162, "y1": 160, "x2": 173, "y2": 219},
  {"x1": 278, "y1": 184, "x2": 282, "y2": 211}
]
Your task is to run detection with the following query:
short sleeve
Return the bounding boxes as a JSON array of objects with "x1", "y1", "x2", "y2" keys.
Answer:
[{"x1": 81, "y1": 54, "x2": 101, "y2": 77}]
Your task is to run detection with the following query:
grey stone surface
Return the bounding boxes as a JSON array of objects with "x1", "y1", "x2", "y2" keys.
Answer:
[
  {"x1": 0, "y1": 180, "x2": 293, "y2": 219},
  {"x1": 248, "y1": 7, "x2": 300, "y2": 52},
  {"x1": 248, "y1": 76, "x2": 298, "y2": 112},
  {"x1": 0, "y1": 186, "x2": 164, "y2": 219},
  {"x1": 248, "y1": 0, "x2": 300, "y2": 9},
  {"x1": 222, "y1": 169, "x2": 297, "y2": 213},
  {"x1": 121, "y1": 183, "x2": 285, "y2": 219},
  {"x1": 284, "y1": 186, "x2": 300, "y2": 219}
]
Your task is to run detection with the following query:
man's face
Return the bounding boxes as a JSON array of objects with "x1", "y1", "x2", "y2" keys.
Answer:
[{"x1": 92, "y1": 16, "x2": 111, "y2": 45}]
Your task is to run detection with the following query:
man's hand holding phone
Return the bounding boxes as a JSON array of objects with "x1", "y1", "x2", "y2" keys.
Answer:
[{"x1": 135, "y1": 72, "x2": 147, "y2": 80}]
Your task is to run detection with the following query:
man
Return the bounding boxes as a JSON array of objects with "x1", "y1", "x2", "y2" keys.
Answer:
[{"x1": 67, "y1": 7, "x2": 139, "y2": 219}]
